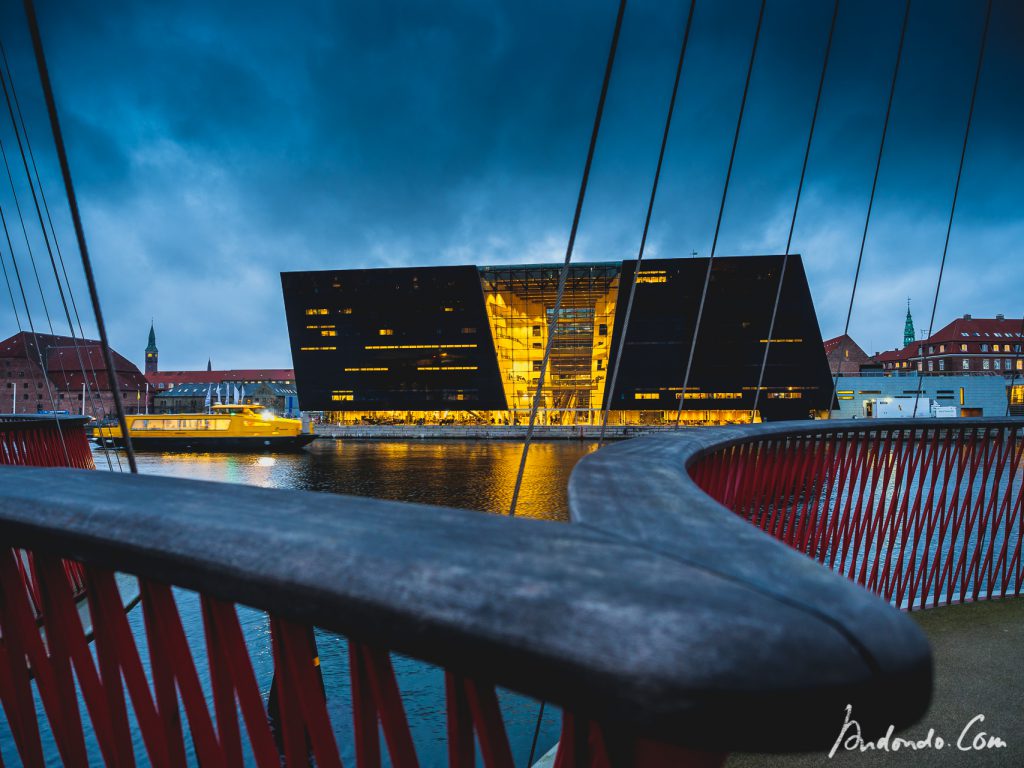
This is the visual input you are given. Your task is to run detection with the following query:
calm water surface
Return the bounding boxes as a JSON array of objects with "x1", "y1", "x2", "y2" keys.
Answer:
[
  {"x1": 122, "y1": 438, "x2": 598, "y2": 520},
  {"x1": 1, "y1": 440, "x2": 598, "y2": 765}
]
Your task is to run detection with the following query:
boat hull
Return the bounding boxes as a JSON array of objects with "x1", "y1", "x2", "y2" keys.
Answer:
[{"x1": 99, "y1": 434, "x2": 317, "y2": 453}]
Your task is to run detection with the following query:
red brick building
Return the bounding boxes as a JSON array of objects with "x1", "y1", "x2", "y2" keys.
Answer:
[
  {"x1": 823, "y1": 334, "x2": 871, "y2": 375},
  {"x1": 1, "y1": 332, "x2": 149, "y2": 417},
  {"x1": 874, "y1": 314, "x2": 1024, "y2": 375}
]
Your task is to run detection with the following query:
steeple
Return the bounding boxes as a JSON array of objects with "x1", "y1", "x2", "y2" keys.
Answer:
[
  {"x1": 207, "y1": 357, "x2": 212, "y2": 372},
  {"x1": 145, "y1": 320, "x2": 159, "y2": 375},
  {"x1": 903, "y1": 299, "x2": 915, "y2": 348}
]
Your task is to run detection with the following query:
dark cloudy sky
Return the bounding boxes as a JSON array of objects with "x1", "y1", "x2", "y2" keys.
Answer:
[{"x1": 0, "y1": 0, "x2": 1020, "y2": 371}]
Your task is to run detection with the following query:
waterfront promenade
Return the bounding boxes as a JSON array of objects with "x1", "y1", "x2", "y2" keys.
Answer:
[{"x1": 728, "y1": 597, "x2": 1024, "y2": 767}]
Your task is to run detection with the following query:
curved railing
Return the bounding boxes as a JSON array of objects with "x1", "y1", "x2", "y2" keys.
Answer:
[
  {"x1": 682, "y1": 418, "x2": 1024, "y2": 611},
  {"x1": 0, "y1": 419, "x2": 938, "y2": 766}
]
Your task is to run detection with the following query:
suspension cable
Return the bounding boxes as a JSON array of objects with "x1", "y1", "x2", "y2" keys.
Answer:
[
  {"x1": 0, "y1": 37, "x2": 117, "y2": 470},
  {"x1": 597, "y1": 0, "x2": 696, "y2": 448},
  {"x1": 0, "y1": 199, "x2": 70, "y2": 464},
  {"x1": 508, "y1": 0, "x2": 627, "y2": 516},
  {"x1": 829, "y1": 0, "x2": 911, "y2": 408},
  {"x1": 24, "y1": 0, "x2": 137, "y2": 472},
  {"x1": 912, "y1": 0, "x2": 991, "y2": 415},
  {"x1": 751, "y1": 0, "x2": 839, "y2": 423},
  {"x1": 0, "y1": 138, "x2": 70, "y2": 462},
  {"x1": 674, "y1": 0, "x2": 765, "y2": 426}
]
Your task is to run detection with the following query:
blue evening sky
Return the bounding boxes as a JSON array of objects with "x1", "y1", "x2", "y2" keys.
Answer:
[{"x1": 0, "y1": 0, "x2": 1020, "y2": 370}]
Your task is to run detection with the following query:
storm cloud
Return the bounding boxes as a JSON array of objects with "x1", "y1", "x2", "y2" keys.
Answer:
[{"x1": 0, "y1": 0, "x2": 1020, "y2": 370}]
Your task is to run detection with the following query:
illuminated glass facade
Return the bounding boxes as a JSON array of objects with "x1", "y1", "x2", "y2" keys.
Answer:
[{"x1": 281, "y1": 255, "x2": 835, "y2": 424}]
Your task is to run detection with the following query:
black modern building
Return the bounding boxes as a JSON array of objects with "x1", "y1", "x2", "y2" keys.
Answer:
[{"x1": 281, "y1": 255, "x2": 834, "y2": 425}]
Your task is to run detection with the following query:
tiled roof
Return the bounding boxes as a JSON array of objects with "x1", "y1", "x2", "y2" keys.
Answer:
[
  {"x1": 0, "y1": 332, "x2": 147, "y2": 390},
  {"x1": 926, "y1": 316, "x2": 1024, "y2": 342}
]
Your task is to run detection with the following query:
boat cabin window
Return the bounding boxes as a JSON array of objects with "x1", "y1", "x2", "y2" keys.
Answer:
[{"x1": 132, "y1": 418, "x2": 231, "y2": 431}]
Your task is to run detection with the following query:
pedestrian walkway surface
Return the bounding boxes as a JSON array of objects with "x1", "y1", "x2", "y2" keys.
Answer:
[{"x1": 728, "y1": 597, "x2": 1024, "y2": 767}]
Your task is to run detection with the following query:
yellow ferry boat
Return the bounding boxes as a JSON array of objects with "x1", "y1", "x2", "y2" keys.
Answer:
[{"x1": 94, "y1": 404, "x2": 316, "y2": 452}]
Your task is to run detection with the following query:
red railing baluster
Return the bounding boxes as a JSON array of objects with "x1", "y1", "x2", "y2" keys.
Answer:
[
  {"x1": 445, "y1": 672, "x2": 475, "y2": 768},
  {"x1": 463, "y1": 678, "x2": 514, "y2": 768}
]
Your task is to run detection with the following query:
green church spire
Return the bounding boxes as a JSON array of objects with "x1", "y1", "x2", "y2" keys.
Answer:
[{"x1": 903, "y1": 299, "x2": 915, "y2": 348}]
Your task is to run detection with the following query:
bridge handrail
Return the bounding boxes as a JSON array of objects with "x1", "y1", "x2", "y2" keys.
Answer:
[{"x1": 0, "y1": 419, "x2": 943, "y2": 754}]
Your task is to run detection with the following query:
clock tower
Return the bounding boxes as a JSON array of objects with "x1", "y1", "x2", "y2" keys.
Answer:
[{"x1": 145, "y1": 321, "x2": 159, "y2": 375}]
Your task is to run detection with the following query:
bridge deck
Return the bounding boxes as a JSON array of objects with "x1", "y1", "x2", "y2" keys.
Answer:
[{"x1": 728, "y1": 597, "x2": 1024, "y2": 767}]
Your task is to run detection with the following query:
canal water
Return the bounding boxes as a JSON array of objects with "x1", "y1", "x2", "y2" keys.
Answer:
[
  {"x1": 0, "y1": 440, "x2": 597, "y2": 766},
  {"x1": 123, "y1": 438, "x2": 595, "y2": 521}
]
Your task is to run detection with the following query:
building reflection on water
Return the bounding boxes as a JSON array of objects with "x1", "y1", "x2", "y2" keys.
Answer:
[{"x1": 102, "y1": 440, "x2": 599, "y2": 521}]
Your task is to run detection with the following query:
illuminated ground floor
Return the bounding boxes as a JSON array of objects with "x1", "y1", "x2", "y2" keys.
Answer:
[{"x1": 319, "y1": 408, "x2": 771, "y2": 427}]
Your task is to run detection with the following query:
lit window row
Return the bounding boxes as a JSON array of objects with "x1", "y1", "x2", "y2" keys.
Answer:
[
  {"x1": 634, "y1": 392, "x2": 659, "y2": 400},
  {"x1": 416, "y1": 366, "x2": 479, "y2": 371},
  {"x1": 344, "y1": 367, "x2": 388, "y2": 372},
  {"x1": 766, "y1": 392, "x2": 802, "y2": 399},
  {"x1": 305, "y1": 324, "x2": 336, "y2": 330},
  {"x1": 305, "y1": 308, "x2": 329, "y2": 315},
  {"x1": 300, "y1": 346, "x2": 336, "y2": 351},
  {"x1": 379, "y1": 329, "x2": 394, "y2": 336},
  {"x1": 321, "y1": 330, "x2": 337, "y2": 337},
  {"x1": 635, "y1": 270, "x2": 667, "y2": 284},
  {"x1": 364, "y1": 344, "x2": 478, "y2": 350},
  {"x1": 679, "y1": 392, "x2": 742, "y2": 400},
  {"x1": 760, "y1": 338, "x2": 803, "y2": 343},
  {"x1": 331, "y1": 394, "x2": 354, "y2": 401}
]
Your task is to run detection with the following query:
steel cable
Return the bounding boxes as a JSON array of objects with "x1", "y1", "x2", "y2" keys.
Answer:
[
  {"x1": 912, "y1": 0, "x2": 991, "y2": 415},
  {"x1": 597, "y1": 0, "x2": 696, "y2": 447},
  {"x1": 829, "y1": 0, "x2": 911, "y2": 409},
  {"x1": 751, "y1": 0, "x2": 839, "y2": 423},
  {"x1": 0, "y1": 198, "x2": 70, "y2": 464},
  {"x1": 674, "y1": 0, "x2": 766, "y2": 427},
  {"x1": 0, "y1": 138, "x2": 70, "y2": 463},
  {"x1": 508, "y1": 0, "x2": 627, "y2": 517},
  {"x1": 0, "y1": 38, "x2": 118, "y2": 469},
  {"x1": 24, "y1": 0, "x2": 137, "y2": 472}
]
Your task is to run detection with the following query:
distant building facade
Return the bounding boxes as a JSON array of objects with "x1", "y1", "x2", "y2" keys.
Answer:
[
  {"x1": 143, "y1": 323, "x2": 294, "y2": 390},
  {"x1": 147, "y1": 368, "x2": 294, "y2": 391},
  {"x1": 153, "y1": 381, "x2": 298, "y2": 415},
  {"x1": 833, "y1": 374, "x2": 1007, "y2": 419},
  {"x1": 1, "y1": 332, "x2": 148, "y2": 416},
  {"x1": 823, "y1": 334, "x2": 871, "y2": 375},
  {"x1": 282, "y1": 255, "x2": 836, "y2": 425},
  {"x1": 826, "y1": 312, "x2": 1024, "y2": 418},
  {"x1": 873, "y1": 314, "x2": 1023, "y2": 376}
]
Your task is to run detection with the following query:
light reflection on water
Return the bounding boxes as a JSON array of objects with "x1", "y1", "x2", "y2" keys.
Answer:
[
  {"x1": 119, "y1": 438, "x2": 600, "y2": 521},
  {"x1": 76, "y1": 439, "x2": 601, "y2": 765}
]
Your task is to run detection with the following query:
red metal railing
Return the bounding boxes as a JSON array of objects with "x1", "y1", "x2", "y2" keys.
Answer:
[
  {"x1": 1, "y1": 416, "x2": 91, "y2": 618},
  {"x1": 0, "y1": 414, "x2": 95, "y2": 470},
  {"x1": 691, "y1": 420, "x2": 1024, "y2": 610},
  {"x1": 1, "y1": 421, "x2": 936, "y2": 766}
]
